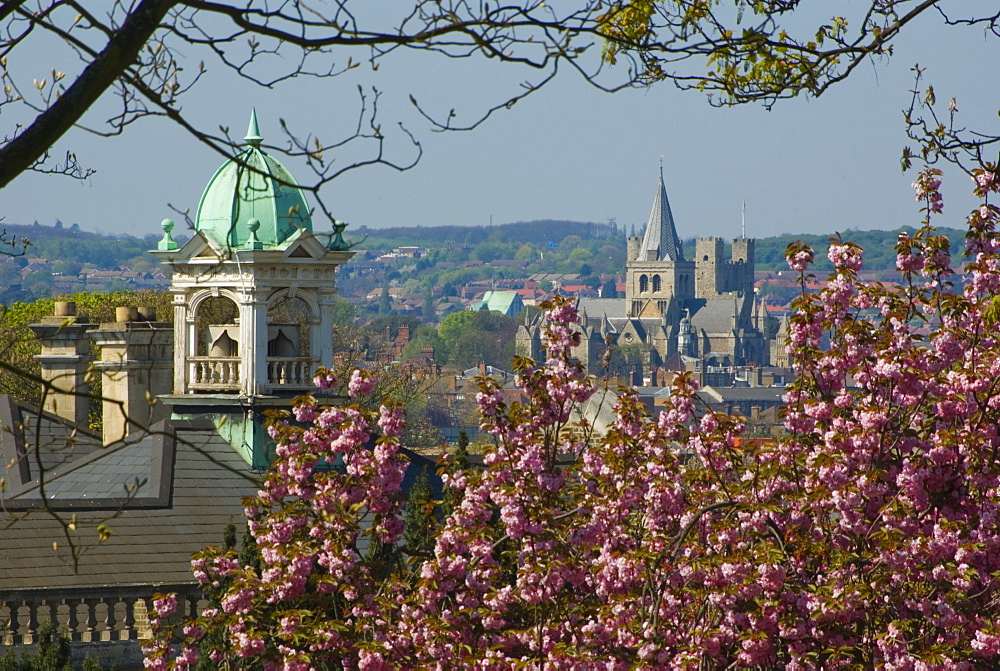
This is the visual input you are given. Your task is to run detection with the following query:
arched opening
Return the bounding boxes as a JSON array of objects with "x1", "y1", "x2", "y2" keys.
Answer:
[
  {"x1": 266, "y1": 295, "x2": 315, "y2": 387},
  {"x1": 191, "y1": 295, "x2": 241, "y2": 391},
  {"x1": 652, "y1": 275, "x2": 662, "y2": 292},
  {"x1": 195, "y1": 296, "x2": 239, "y2": 356},
  {"x1": 267, "y1": 296, "x2": 311, "y2": 357},
  {"x1": 639, "y1": 274, "x2": 649, "y2": 293}
]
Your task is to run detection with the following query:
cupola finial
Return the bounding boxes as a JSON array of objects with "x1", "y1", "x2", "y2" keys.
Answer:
[{"x1": 245, "y1": 108, "x2": 263, "y2": 147}]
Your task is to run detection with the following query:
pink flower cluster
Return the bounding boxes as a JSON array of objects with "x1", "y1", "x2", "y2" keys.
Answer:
[
  {"x1": 348, "y1": 369, "x2": 376, "y2": 397},
  {"x1": 150, "y1": 172, "x2": 1000, "y2": 667},
  {"x1": 912, "y1": 166, "x2": 944, "y2": 213}
]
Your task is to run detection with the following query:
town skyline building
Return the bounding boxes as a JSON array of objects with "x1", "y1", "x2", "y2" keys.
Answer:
[{"x1": 518, "y1": 169, "x2": 775, "y2": 380}]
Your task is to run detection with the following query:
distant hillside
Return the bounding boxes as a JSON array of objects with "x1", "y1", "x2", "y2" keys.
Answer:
[
  {"x1": 1, "y1": 218, "x2": 973, "y2": 274},
  {"x1": 351, "y1": 220, "x2": 622, "y2": 249},
  {"x1": 749, "y1": 226, "x2": 968, "y2": 272},
  {"x1": 1, "y1": 219, "x2": 164, "y2": 268}
]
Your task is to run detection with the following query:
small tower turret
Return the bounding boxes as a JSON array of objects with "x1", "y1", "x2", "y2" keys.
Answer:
[{"x1": 151, "y1": 110, "x2": 355, "y2": 467}]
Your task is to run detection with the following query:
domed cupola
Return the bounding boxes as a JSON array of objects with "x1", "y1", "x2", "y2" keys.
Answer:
[
  {"x1": 152, "y1": 110, "x2": 356, "y2": 468},
  {"x1": 195, "y1": 109, "x2": 312, "y2": 250}
]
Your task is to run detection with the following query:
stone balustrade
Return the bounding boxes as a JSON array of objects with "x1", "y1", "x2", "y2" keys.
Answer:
[
  {"x1": 1, "y1": 584, "x2": 204, "y2": 651},
  {"x1": 189, "y1": 356, "x2": 241, "y2": 390},
  {"x1": 266, "y1": 357, "x2": 317, "y2": 388}
]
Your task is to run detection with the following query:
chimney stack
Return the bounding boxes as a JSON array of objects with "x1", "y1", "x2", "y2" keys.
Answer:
[
  {"x1": 90, "y1": 306, "x2": 174, "y2": 445},
  {"x1": 28, "y1": 301, "x2": 95, "y2": 428}
]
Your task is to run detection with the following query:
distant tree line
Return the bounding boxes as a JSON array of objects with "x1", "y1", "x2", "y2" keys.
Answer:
[
  {"x1": 352, "y1": 219, "x2": 622, "y2": 249},
  {"x1": 749, "y1": 226, "x2": 968, "y2": 273}
]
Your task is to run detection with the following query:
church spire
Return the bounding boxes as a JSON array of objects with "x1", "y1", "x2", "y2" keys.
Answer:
[{"x1": 637, "y1": 165, "x2": 684, "y2": 262}]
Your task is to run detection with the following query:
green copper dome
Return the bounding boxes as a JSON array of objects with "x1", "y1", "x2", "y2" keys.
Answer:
[{"x1": 195, "y1": 110, "x2": 312, "y2": 250}]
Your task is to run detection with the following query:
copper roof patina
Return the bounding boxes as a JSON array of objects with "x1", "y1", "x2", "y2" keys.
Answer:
[{"x1": 195, "y1": 109, "x2": 312, "y2": 250}]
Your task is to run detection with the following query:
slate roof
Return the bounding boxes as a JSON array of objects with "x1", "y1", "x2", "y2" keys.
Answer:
[
  {"x1": 688, "y1": 296, "x2": 747, "y2": 334},
  {"x1": 0, "y1": 399, "x2": 258, "y2": 592},
  {"x1": 1, "y1": 397, "x2": 104, "y2": 479},
  {"x1": 637, "y1": 169, "x2": 684, "y2": 262},
  {"x1": 0, "y1": 396, "x2": 442, "y2": 595},
  {"x1": 577, "y1": 298, "x2": 627, "y2": 320}
]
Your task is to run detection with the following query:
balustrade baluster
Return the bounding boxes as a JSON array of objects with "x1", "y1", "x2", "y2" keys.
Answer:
[
  {"x1": 123, "y1": 596, "x2": 137, "y2": 640},
  {"x1": 8, "y1": 602, "x2": 21, "y2": 645},
  {"x1": 105, "y1": 597, "x2": 119, "y2": 641},
  {"x1": 65, "y1": 598, "x2": 80, "y2": 641},
  {"x1": 82, "y1": 597, "x2": 98, "y2": 642},
  {"x1": 43, "y1": 599, "x2": 58, "y2": 630},
  {"x1": 185, "y1": 592, "x2": 198, "y2": 619},
  {"x1": 1, "y1": 604, "x2": 9, "y2": 646},
  {"x1": 23, "y1": 599, "x2": 39, "y2": 645}
]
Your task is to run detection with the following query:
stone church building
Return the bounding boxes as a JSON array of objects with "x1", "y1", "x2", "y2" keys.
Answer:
[{"x1": 518, "y1": 170, "x2": 775, "y2": 378}]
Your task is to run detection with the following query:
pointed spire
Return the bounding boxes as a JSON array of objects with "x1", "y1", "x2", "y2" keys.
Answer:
[
  {"x1": 244, "y1": 108, "x2": 263, "y2": 147},
  {"x1": 637, "y1": 165, "x2": 684, "y2": 262}
]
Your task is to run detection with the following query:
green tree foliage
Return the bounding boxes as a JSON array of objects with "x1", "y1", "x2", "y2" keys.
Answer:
[
  {"x1": 605, "y1": 341, "x2": 650, "y2": 379},
  {"x1": 470, "y1": 242, "x2": 515, "y2": 263},
  {"x1": 437, "y1": 310, "x2": 518, "y2": 369},
  {"x1": 354, "y1": 221, "x2": 619, "y2": 250},
  {"x1": 514, "y1": 244, "x2": 536, "y2": 262},
  {"x1": 441, "y1": 429, "x2": 471, "y2": 517},
  {"x1": 753, "y1": 226, "x2": 967, "y2": 272},
  {"x1": 0, "y1": 290, "x2": 172, "y2": 404},
  {"x1": 377, "y1": 287, "x2": 392, "y2": 316},
  {"x1": 403, "y1": 467, "x2": 437, "y2": 561},
  {"x1": 600, "y1": 277, "x2": 619, "y2": 298},
  {"x1": 0, "y1": 620, "x2": 100, "y2": 671}
]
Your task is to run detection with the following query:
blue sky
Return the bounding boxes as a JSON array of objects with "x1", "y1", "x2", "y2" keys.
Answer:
[{"x1": 3, "y1": 4, "x2": 997, "y2": 243}]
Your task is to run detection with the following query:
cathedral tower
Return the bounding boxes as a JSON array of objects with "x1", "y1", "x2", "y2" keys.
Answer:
[{"x1": 626, "y1": 168, "x2": 695, "y2": 318}]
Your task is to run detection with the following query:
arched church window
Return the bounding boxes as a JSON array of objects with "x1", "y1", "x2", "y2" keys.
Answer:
[
  {"x1": 639, "y1": 274, "x2": 649, "y2": 293},
  {"x1": 652, "y1": 275, "x2": 662, "y2": 292}
]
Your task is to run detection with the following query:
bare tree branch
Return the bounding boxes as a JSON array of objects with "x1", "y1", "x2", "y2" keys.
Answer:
[{"x1": 0, "y1": 0, "x2": 173, "y2": 188}]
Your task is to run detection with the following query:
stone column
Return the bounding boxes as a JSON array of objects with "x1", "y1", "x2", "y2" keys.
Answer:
[
  {"x1": 28, "y1": 301, "x2": 95, "y2": 428},
  {"x1": 173, "y1": 290, "x2": 189, "y2": 394},
  {"x1": 317, "y1": 288, "x2": 337, "y2": 367},
  {"x1": 240, "y1": 294, "x2": 269, "y2": 395},
  {"x1": 90, "y1": 308, "x2": 174, "y2": 445}
]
